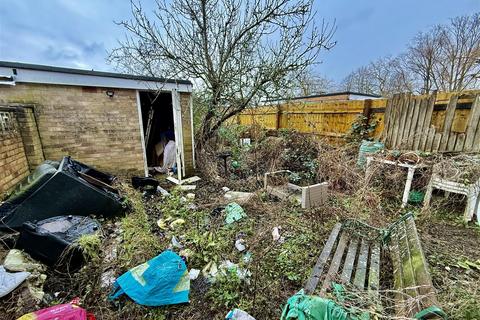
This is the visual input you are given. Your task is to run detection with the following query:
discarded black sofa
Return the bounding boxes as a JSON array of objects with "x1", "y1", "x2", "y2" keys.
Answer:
[
  {"x1": 17, "y1": 215, "x2": 101, "y2": 267},
  {"x1": 0, "y1": 156, "x2": 124, "y2": 229}
]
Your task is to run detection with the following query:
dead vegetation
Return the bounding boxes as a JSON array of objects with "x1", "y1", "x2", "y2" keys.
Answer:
[{"x1": 1, "y1": 127, "x2": 479, "y2": 320}]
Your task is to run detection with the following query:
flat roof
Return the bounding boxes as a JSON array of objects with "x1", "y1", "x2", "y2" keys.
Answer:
[
  {"x1": 290, "y1": 91, "x2": 382, "y2": 100},
  {"x1": 0, "y1": 61, "x2": 192, "y2": 85}
]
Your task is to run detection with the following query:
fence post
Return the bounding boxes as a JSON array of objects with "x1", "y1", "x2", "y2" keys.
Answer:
[
  {"x1": 363, "y1": 99, "x2": 373, "y2": 138},
  {"x1": 276, "y1": 104, "x2": 281, "y2": 130}
]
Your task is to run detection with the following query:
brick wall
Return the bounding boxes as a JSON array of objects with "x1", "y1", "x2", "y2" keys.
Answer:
[
  {"x1": 0, "y1": 111, "x2": 30, "y2": 195},
  {"x1": 0, "y1": 83, "x2": 145, "y2": 175},
  {"x1": 15, "y1": 107, "x2": 45, "y2": 170}
]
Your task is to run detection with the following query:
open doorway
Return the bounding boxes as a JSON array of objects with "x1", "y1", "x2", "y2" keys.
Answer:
[{"x1": 139, "y1": 91, "x2": 176, "y2": 172}]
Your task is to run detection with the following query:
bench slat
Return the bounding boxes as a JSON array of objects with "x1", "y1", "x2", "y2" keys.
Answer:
[
  {"x1": 304, "y1": 223, "x2": 342, "y2": 294},
  {"x1": 391, "y1": 230, "x2": 406, "y2": 315},
  {"x1": 353, "y1": 239, "x2": 369, "y2": 289},
  {"x1": 405, "y1": 217, "x2": 438, "y2": 310},
  {"x1": 341, "y1": 238, "x2": 359, "y2": 283},
  {"x1": 321, "y1": 232, "x2": 349, "y2": 292},
  {"x1": 368, "y1": 242, "x2": 381, "y2": 293},
  {"x1": 397, "y1": 221, "x2": 421, "y2": 315}
]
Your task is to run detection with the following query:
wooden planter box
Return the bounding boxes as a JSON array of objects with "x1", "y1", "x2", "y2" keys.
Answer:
[{"x1": 264, "y1": 170, "x2": 328, "y2": 209}]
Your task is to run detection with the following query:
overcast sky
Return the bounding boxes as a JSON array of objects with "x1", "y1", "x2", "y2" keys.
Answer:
[{"x1": 0, "y1": 0, "x2": 479, "y2": 83}]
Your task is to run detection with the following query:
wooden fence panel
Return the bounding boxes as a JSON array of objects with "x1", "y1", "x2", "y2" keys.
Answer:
[{"x1": 235, "y1": 90, "x2": 480, "y2": 152}]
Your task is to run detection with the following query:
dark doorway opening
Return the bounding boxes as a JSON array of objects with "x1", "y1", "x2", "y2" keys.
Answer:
[{"x1": 139, "y1": 91, "x2": 175, "y2": 167}]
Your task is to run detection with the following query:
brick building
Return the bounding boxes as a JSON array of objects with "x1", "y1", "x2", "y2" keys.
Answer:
[{"x1": 0, "y1": 61, "x2": 195, "y2": 194}]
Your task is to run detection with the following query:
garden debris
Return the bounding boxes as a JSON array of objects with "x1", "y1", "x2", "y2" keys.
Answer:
[
  {"x1": 178, "y1": 185, "x2": 197, "y2": 191},
  {"x1": 188, "y1": 269, "x2": 200, "y2": 280},
  {"x1": 167, "y1": 175, "x2": 201, "y2": 185},
  {"x1": 280, "y1": 289, "x2": 366, "y2": 320},
  {"x1": 0, "y1": 266, "x2": 30, "y2": 298},
  {"x1": 156, "y1": 186, "x2": 170, "y2": 196},
  {"x1": 224, "y1": 191, "x2": 254, "y2": 203},
  {"x1": 272, "y1": 226, "x2": 285, "y2": 243},
  {"x1": 235, "y1": 239, "x2": 246, "y2": 252},
  {"x1": 225, "y1": 202, "x2": 246, "y2": 224},
  {"x1": 357, "y1": 140, "x2": 384, "y2": 168},
  {"x1": 171, "y1": 235, "x2": 184, "y2": 249},
  {"x1": 131, "y1": 176, "x2": 159, "y2": 192},
  {"x1": 226, "y1": 308, "x2": 256, "y2": 320},
  {"x1": 100, "y1": 269, "x2": 116, "y2": 289},
  {"x1": 109, "y1": 250, "x2": 189, "y2": 306},
  {"x1": 17, "y1": 298, "x2": 96, "y2": 320},
  {"x1": 16, "y1": 215, "x2": 102, "y2": 267},
  {"x1": 3, "y1": 249, "x2": 47, "y2": 301},
  {"x1": 0, "y1": 156, "x2": 123, "y2": 230}
]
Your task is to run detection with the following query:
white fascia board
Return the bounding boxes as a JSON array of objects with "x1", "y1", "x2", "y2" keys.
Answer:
[
  {"x1": 0, "y1": 67, "x2": 192, "y2": 92},
  {"x1": 349, "y1": 94, "x2": 381, "y2": 100}
]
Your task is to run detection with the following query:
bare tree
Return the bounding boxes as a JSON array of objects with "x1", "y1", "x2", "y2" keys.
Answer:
[
  {"x1": 293, "y1": 68, "x2": 336, "y2": 96},
  {"x1": 109, "y1": 0, "x2": 335, "y2": 144},
  {"x1": 403, "y1": 30, "x2": 442, "y2": 94},
  {"x1": 340, "y1": 66, "x2": 376, "y2": 95},
  {"x1": 433, "y1": 13, "x2": 480, "y2": 91}
]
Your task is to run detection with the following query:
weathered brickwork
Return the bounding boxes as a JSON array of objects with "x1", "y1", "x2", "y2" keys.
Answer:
[
  {"x1": 0, "y1": 83, "x2": 144, "y2": 175},
  {"x1": 15, "y1": 107, "x2": 45, "y2": 170},
  {"x1": 0, "y1": 125, "x2": 30, "y2": 195}
]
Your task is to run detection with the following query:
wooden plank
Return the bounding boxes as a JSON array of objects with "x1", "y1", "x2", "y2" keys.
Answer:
[
  {"x1": 386, "y1": 94, "x2": 400, "y2": 147},
  {"x1": 395, "y1": 94, "x2": 411, "y2": 149},
  {"x1": 340, "y1": 238, "x2": 359, "y2": 283},
  {"x1": 353, "y1": 239, "x2": 369, "y2": 289},
  {"x1": 473, "y1": 118, "x2": 480, "y2": 152},
  {"x1": 390, "y1": 230, "x2": 406, "y2": 315},
  {"x1": 381, "y1": 97, "x2": 393, "y2": 142},
  {"x1": 464, "y1": 94, "x2": 480, "y2": 151},
  {"x1": 419, "y1": 92, "x2": 437, "y2": 150},
  {"x1": 407, "y1": 98, "x2": 421, "y2": 148},
  {"x1": 401, "y1": 97, "x2": 414, "y2": 149},
  {"x1": 414, "y1": 98, "x2": 428, "y2": 150},
  {"x1": 397, "y1": 221, "x2": 421, "y2": 315},
  {"x1": 368, "y1": 242, "x2": 381, "y2": 292},
  {"x1": 447, "y1": 133, "x2": 457, "y2": 151},
  {"x1": 455, "y1": 133, "x2": 465, "y2": 152},
  {"x1": 405, "y1": 217, "x2": 438, "y2": 310},
  {"x1": 425, "y1": 127, "x2": 436, "y2": 152},
  {"x1": 439, "y1": 94, "x2": 459, "y2": 151},
  {"x1": 304, "y1": 223, "x2": 342, "y2": 294},
  {"x1": 390, "y1": 94, "x2": 404, "y2": 148},
  {"x1": 432, "y1": 133, "x2": 442, "y2": 152},
  {"x1": 321, "y1": 232, "x2": 349, "y2": 292}
]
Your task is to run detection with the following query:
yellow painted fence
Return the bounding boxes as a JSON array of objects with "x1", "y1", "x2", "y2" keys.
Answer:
[{"x1": 234, "y1": 90, "x2": 480, "y2": 147}]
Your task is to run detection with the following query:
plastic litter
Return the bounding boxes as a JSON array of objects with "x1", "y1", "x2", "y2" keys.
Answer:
[
  {"x1": 109, "y1": 250, "x2": 189, "y2": 306},
  {"x1": 222, "y1": 187, "x2": 231, "y2": 192},
  {"x1": 17, "y1": 298, "x2": 96, "y2": 320},
  {"x1": 281, "y1": 289, "x2": 368, "y2": 320},
  {"x1": 357, "y1": 140, "x2": 384, "y2": 168},
  {"x1": 189, "y1": 269, "x2": 200, "y2": 280},
  {"x1": 272, "y1": 226, "x2": 285, "y2": 243},
  {"x1": 4, "y1": 249, "x2": 47, "y2": 301},
  {"x1": 224, "y1": 191, "x2": 254, "y2": 204},
  {"x1": 171, "y1": 236, "x2": 184, "y2": 249},
  {"x1": 186, "y1": 193, "x2": 196, "y2": 200},
  {"x1": 0, "y1": 265, "x2": 30, "y2": 298},
  {"x1": 226, "y1": 308, "x2": 256, "y2": 320},
  {"x1": 235, "y1": 239, "x2": 246, "y2": 252},
  {"x1": 225, "y1": 202, "x2": 246, "y2": 224}
]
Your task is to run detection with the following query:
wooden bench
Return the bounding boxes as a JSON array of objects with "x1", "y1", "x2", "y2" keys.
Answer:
[{"x1": 305, "y1": 214, "x2": 446, "y2": 319}]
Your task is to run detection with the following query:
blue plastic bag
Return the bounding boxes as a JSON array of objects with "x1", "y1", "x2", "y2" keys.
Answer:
[{"x1": 109, "y1": 250, "x2": 189, "y2": 306}]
